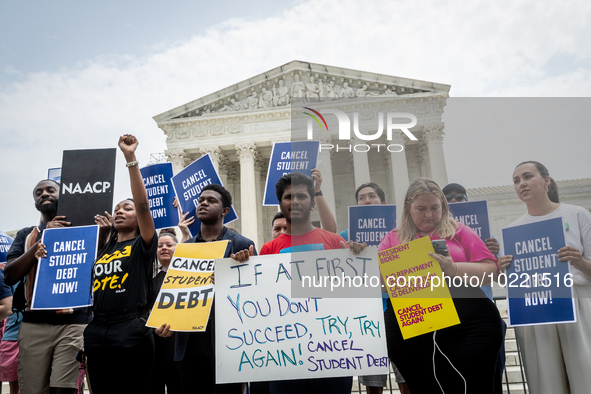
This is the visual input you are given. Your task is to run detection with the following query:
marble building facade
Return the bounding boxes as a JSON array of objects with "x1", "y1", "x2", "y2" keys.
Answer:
[
  {"x1": 153, "y1": 61, "x2": 451, "y2": 248},
  {"x1": 152, "y1": 60, "x2": 591, "y2": 250}
]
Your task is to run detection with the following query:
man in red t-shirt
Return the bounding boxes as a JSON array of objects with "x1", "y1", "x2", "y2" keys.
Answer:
[
  {"x1": 260, "y1": 172, "x2": 363, "y2": 394},
  {"x1": 261, "y1": 172, "x2": 358, "y2": 255}
]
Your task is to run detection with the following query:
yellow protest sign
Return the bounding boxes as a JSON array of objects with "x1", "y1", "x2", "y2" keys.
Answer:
[
  {"x1": 147, "y1": 241, "x2": 229, "y2": 332},
  {"x1": 378, "y1": 236, "x2": 460, "y2": 339}
]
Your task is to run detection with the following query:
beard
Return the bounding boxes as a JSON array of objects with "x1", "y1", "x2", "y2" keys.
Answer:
[
  {"x1": 288, "y1": 208, "x2": 311, "y2": 224},
  {"x1": 35, "y1": 198, "x2": 58, "y2": 214}
]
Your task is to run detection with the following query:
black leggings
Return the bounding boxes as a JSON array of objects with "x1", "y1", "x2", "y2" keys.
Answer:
[
  {"x1": 385, "y1": 294, "x2": 503, "y2": 394},
  {"x1": 84, "y1": 316, "x2": 155, "y2": 394}
]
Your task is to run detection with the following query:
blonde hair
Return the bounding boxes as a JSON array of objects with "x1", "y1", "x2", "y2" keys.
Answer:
[{"x1": 397, "y1": 178, "x2": 458, "y2": 243}]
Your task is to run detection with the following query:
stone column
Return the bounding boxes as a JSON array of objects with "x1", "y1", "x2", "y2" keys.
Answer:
[
  {"x1": 235, "y1": 142, "x2": 259, "y2": 247},
  {"x1": 200, "y1": 146, "x2": 230, "y2": 186},
  {"x1": 317, "y1": 133, "x2": 337, "y2": 226},
  {"x1": 351, "y1": 138, "x2": 371, "y2": 189},
  {"x1": 199, "y1": 146, "x2": 222, "y2": 170},
  {"x1": 418, "y1": 142, "x2": 429, "y2": 178},
  {"x1": 271, "y1": 137, "x2": 291, "y2": 197},
  {"x1": 225, "y1": 163, "x2": 238, "y2": 218},
  {"x1": 165, "y1": 148, "x2": 189, "y2": 174},
  {"x1": 423, "y1": 124, "x2": 448, "y2": 188},
  {"x1": 254, "y1": 152, "x2": 266, "y2": 247},
  {"x1": 217, "y1": 155, "x2": 230, "y2": 187},
  {"x1": 390, "y1": 131, "x2": 410, "y2": 206},
  {"x1": 383, "y1": 153, "x2": 395, "y2": 205}
]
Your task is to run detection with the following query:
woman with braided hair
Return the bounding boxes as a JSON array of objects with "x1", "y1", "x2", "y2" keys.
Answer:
[{"x1": 83, "y1": 135, "x2": 158, "y2": 393}]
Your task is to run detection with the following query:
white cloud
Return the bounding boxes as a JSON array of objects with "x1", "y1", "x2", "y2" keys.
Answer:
[{"x1": 1, "y1": 0, "x2": 591, "y2": 230}]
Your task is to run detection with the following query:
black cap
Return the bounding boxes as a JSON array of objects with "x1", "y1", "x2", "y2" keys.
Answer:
[{"x1": 442, "y1": 183, "x2": 467, "y2": 195}]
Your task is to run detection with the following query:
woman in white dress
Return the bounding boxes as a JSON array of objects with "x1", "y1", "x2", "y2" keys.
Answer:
[{"x1": 498, "y1": 161, "x2": 591, "y2": 394}]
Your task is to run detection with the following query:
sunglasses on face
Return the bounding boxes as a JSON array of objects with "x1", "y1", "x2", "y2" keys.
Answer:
[{"x1": 445, "y1": 193, "x2": 467, "y2": 202}]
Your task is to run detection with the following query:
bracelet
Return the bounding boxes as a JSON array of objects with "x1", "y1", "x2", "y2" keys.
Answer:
[
  {"x1": 126, "y1": 160, "x2": 139, "y2": 168},
  {"x1": 315, "y1": 190, "x2": 323, "y2": 197},
  {"x1": 454, "y1": 263, "x2": 459, "y2": 277}
]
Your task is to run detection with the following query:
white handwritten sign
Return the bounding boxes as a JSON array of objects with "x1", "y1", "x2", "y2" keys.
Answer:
[{"x1": 215, "y1": 250, "x2": 388, "y2": 383}]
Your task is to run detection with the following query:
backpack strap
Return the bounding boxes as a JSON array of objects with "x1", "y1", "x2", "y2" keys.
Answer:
[{"x1": 23, "y1": 227, "x2": 39, "y2": 311}]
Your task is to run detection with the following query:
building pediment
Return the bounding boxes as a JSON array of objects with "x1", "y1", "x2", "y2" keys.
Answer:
[{"x1": 152, "y1": 60, "x2": 450, "y2": 123}]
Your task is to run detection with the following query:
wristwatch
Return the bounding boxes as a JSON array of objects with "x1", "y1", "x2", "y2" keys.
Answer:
[{"x1": 315, "y1": 191, "x2": 323, "y2": 197}]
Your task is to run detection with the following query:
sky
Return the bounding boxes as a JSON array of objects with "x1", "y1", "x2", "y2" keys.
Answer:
[{"x1": 1, "y1": 0, "x2": 590, "y2": 232}]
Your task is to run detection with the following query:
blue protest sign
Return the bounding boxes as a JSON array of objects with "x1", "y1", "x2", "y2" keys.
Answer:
[
  {"x1": 48, "y1": 167, "x2": 61, "y2": 183},
  {"x1": 502, "y1": 217, "x2": 575, "y2": 326},
  {"x1": 140, "y1": 162, "x2": 180, "y2": 230},
  {"x1": 448, "y1": 200, "x2": 491, "y2": 240},
  {"x1": 171, "y1": 154, "x2": 238, "y2": 236},
  {"x1": 348, "y1": 205, "x2": 396, "y2": 246},
  {"x1": 263, "y1": 141, "x2": 320, "y2": 206},
  {"x1": 31, "y1": 225, "x2": 99, "y2": 310},
  {"x1": 0, "y1": 231, "x2": 14, "y2": 264}
]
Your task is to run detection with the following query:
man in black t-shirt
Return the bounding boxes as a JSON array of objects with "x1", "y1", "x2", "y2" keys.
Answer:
[
  {"x1": 5, "y1": 180, "x2": 91, "y2": 394},
  {"x1": 156, "y1": 184, "x2": 255, "y2": 394}
]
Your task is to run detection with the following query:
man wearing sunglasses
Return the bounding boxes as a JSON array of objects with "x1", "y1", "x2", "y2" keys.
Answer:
[
  {"x1": 442, "y1": 183, "x2": 468, "y2": 203},
  {"x1": 442, "y1": 183, "x2": 500, "y2": 259}
]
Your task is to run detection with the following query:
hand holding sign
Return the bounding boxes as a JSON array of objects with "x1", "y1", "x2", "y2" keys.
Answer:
[
  {"x1": 498, "y1": 255, "x2": 513, "y2": 272},
  {"x1": 94, "y1": 211, "x2": 113, "y2": 227},
  {"x1": 485, "y1": 238, "x2": 500, "y2": 257},
  {"x1": 230, "y1": 245, "x2": 255, "y2": 263},
  {"x1": 311, "y1": 168, "x2": 322, "y2": 193},
  {"x1": 155, "y1": 323, "x2": 173, "y2": 338},
  {"x1": 34, "y1": 243, "x2": 47, "y2": 259},
  {"x1": 178, "y1": 211, "x2": 195, "y2": 242},
  {"x1": 343, "y1": 240, "x2": 368, "y2": 255},
  {"x1": 558, "y1": 246, "x2": 587, "y2": 270},
  {"x1": 47, "y1": 216, "x2": 71, "y2": 229}
]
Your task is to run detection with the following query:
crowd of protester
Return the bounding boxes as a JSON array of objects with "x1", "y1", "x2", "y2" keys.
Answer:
[{"x1": 0, "y1": 134, "x2": 589, "y2": 394}]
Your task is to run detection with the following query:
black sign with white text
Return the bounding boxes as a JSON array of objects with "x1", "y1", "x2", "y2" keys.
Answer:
[{"x1": 57, "y1": 148, "x2": 116, "y2": 226}]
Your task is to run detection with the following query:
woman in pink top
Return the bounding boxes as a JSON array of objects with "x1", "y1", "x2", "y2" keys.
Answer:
[{"x1": 378, "y1": 178, "x2": 503, "y2": 394}]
